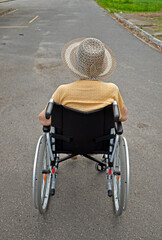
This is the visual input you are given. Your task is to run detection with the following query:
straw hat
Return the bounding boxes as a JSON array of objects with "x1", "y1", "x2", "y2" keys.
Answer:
[{"x1": 61, "y1": 38, "x2": 116, "y2": 80}]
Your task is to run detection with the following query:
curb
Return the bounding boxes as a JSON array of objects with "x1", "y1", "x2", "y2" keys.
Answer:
[{"x1": 114, "y1": 13, "x2": 162, "y2": 48}]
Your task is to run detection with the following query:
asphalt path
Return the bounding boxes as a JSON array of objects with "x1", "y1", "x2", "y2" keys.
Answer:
[{"x1": 0, "y1": 0, "x2": 162, "y2": 239}]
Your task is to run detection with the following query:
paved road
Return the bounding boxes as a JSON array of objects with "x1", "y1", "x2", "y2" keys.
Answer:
[{"x1": 0, "y1": 0, "x2": 162, "y2": 239}]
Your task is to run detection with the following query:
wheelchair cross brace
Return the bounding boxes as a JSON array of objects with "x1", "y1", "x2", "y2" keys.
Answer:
[
  {"x1": 83, "y1": 154, "x2": 106, "y2": 166},
  {"x1": 45, "y1": 129, "x2": 120, "y2": 198},
  {"x1": 55, "y1": 154, "x2": 106, "y2": 167},
  {"x1": 57, "y1": 153, "x2": 107, "y2": 166}
]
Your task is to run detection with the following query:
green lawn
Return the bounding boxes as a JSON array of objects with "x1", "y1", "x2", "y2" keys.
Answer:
[{"x1": 95, "y1": 0, "x2": 162, "y2": 12}]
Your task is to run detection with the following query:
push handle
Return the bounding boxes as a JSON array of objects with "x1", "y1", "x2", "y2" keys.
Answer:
[
  {"x1": 113, "y1": 101, "x2": 119, "y2": 122},
  {"x1": 45, "y1": 99, "x2": 54, "y2": 119},
  {"x1": 113, "y1": 101, "x2": 123, "y2": 135}
]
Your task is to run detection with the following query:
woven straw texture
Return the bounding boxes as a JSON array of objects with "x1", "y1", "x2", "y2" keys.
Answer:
[{"x1": 61, "y1": 38, "x2": 116, "y2": 80}]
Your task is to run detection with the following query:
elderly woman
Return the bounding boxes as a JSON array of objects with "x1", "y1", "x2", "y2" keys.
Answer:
[{"x1": 39, "y1": 38, "x2": 128, "y2": 126}]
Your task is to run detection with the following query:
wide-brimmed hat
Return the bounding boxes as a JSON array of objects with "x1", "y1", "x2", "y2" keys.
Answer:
[{"x1": 61, "y1": 38, "x2": 116, "y2": 80}]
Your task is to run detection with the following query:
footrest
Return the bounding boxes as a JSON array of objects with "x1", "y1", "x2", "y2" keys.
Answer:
[{"x1": 95, "y1": 163, "x2": 106, "y2": 172}]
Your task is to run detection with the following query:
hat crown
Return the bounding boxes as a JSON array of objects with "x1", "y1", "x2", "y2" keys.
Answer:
[{"x1": 76, "y1": 39, "x2": 105, "y2": 76}]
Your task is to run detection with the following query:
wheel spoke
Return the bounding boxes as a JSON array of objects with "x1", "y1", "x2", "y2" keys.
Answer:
[
  {"x1": 113, "y1": 136, "x2": 125, "y2": 216},
  {"x1": 34, "y1": 134, "x2": 52, "y2": 214}
]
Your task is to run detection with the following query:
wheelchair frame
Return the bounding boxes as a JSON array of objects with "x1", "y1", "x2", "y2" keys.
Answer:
[{"x1": 33, "y1": 100, "x2": 130, "y2": 215}]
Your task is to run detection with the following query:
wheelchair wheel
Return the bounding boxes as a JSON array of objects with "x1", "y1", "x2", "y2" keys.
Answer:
[
  {"x1": 33, "y1": 135, "x2": 43, "y2": 209},
  {"x1": 113, "y1": 135, "x2": 125, "y2": 216},
  {"x1": 33, "y1": 134, "x2": 51, "y2": 214},
  {"x1": 122, "y1": 137, "x2": 130, "y2": 211}
]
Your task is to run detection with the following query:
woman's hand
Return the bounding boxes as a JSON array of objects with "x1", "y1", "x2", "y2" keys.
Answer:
[
  {"x1": 120, "y1": 105, "x2": 128, "y2": 122},
  {"x1": 38, "y1": 109, "x2": 51, "y2": 126}
]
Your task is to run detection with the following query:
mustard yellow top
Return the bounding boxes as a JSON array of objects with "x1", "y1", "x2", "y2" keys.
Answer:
[{"x1": 52, "y1": 80, "x2": 124, "y2": 117}]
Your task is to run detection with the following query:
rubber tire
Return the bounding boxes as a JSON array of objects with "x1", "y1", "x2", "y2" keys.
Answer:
[
  {"x1": 37, "y1": 134, "x2": 51, "y2": 214},
  {"x1": 122, "y1": 137, "x2": 130, "y2": 211},
  {"x1": 113, "y1": 135, "x2": 125, "y2": 216},
  {"x1": 33, "y1": 135, "x2": 43, "y2": 209}
]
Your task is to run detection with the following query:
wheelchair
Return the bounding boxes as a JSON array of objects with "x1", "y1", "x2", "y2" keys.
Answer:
[{"x1": 33, "y1": 100, "x2": 130, "y2": 216}]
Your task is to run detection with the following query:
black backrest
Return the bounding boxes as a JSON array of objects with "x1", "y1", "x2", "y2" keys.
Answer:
[{"x1": 51, "y1": 103, "x2": 115, "y2": 154}]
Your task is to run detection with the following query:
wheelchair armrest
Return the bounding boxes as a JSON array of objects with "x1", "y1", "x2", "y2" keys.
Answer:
[
  {"x1": 45, "y1": 99, "x2": 54, "y2": 119},
  {"x1": 113, "y1": 101, "x2": 119, "y2": 122},
  {"x1": 115, "y1": 122, "x2": 123, "y2": 135}
]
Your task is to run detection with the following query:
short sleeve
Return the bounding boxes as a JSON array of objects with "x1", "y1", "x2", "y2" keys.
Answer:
[
  {"x1": 51, "y1": 85, "x2": 63, "y2": 104},
  {"x1": 114, "y1": 86, "x2": 124, "y2": 120},
  {"x1": 44, "y1": 85, "x2": 63, "y2": 115},
  {"x1": 117, "y1": 90, "x2": 124, "y2": 112}
]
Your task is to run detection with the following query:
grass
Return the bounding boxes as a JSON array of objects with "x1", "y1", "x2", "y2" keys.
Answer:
[
  {"x1": 152, "y1": 16, "x2": 162, "y2": 30},
  {"x1": 95, "y1": 0, "x2": 162, "y2": 12}
]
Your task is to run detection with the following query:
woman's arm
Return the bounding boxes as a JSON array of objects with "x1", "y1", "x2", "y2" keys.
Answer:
[
  {"x1": 120, "y1": 105, "x2": 128, "y2": 122},
  {"x1": 38, "y1": 109, "x2": 51, "y2": 126}
]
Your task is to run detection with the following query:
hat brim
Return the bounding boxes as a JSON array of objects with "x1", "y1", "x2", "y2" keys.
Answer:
[{"x1": 61, "y1": 38, "x2": 116, "y2": 80}]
